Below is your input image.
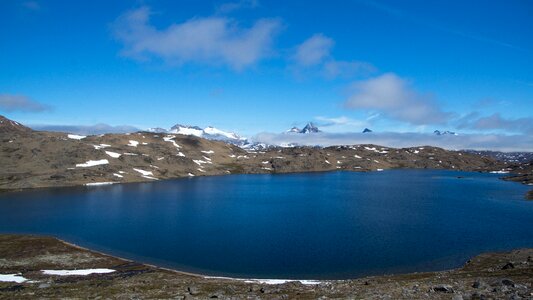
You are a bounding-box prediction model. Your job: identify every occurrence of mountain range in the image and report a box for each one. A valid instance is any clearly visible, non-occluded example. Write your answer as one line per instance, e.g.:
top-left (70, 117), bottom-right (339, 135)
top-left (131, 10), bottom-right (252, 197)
top-left (148, 123), bottom-right (250, 147)
top-left (287, 122), bottom-right (321, 134)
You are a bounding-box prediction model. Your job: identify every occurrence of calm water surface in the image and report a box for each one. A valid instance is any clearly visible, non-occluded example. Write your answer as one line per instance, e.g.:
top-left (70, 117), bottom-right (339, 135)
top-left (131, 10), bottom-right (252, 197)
top-left (1, 170), bottom-right (532, 279)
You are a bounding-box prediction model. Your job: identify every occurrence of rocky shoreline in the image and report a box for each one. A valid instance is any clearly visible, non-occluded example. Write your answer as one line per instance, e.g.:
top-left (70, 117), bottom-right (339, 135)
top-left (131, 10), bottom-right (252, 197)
top-left (0, 234), bottom-right (532, 299)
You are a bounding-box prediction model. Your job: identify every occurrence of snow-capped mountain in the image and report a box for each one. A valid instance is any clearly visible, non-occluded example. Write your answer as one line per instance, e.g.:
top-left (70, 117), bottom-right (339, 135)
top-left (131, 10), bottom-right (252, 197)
top-left (165, 123), bottom-right (250, 147)
top-left (203, 126), bottom-right (244, 141)
top-left (434, 130), bottom-right (458, 136)
top-left (287, 123), bottom-right (320, 134)
top-left (170, 124), bottom-right (204, 137)
top-left (301, 123), bottom-right (320, 133)
top-left (146, 122), bottom-right (274, 149)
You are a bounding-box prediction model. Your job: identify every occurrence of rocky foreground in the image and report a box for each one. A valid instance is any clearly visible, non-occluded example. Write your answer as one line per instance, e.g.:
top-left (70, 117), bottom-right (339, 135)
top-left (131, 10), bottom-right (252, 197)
top-left (0, 235), bottom-right (532, 299)
top-left (2, 115), bottom-right (524, 194)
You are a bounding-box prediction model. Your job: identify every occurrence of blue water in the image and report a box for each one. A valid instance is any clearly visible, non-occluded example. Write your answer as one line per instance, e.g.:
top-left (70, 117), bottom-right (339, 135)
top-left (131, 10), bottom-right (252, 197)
top-left (0, 170), bottom-right (532, 279)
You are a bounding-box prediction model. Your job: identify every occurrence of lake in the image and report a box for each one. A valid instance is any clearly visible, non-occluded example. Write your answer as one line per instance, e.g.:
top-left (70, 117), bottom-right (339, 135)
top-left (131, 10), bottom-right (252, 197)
top-left (0, 170), bottom-right (532, 279)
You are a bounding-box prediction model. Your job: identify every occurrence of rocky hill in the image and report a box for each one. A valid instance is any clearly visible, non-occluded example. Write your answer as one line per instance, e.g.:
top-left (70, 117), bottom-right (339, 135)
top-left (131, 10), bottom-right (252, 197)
top-left (0, 116), bottom-right (32, 134)
top-left (0, 116), bottom-right (526, 194)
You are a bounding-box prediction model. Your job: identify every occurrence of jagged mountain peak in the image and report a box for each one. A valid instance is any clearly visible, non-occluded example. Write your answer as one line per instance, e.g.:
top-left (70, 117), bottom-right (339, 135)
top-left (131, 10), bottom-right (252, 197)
top-left (286, 122), bottom-right (320, 134)
top-left (300, 122), bottom-right (320, 134)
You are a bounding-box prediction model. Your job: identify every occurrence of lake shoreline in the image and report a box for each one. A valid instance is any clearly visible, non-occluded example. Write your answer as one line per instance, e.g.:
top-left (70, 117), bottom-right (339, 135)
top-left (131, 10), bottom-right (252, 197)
top-left (1, 234), bottom-right (532, 298)
top-left (1, 166), bottom-right (531, 200)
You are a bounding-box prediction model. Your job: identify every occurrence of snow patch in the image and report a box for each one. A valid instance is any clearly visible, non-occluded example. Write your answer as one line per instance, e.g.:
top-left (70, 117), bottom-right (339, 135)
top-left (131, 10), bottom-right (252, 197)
top-left (133, 168), bottom-right (153, 176)
top-left (85, 182), bottom-right (115, 186)
top-left (0, 274), bottom-right (28, 283)
top-left (67, 134), bottom-right (86, 140)
top-left (93, 144), bottom-right (111, 149)
top-left (163, 135), bottom-right (181, 149)
top-left (42, 269), bottom-right (115, 276)
top-left (193, 159), bottom-right (210, 166)
top-left (201, 150), bottom-right (215, 154)
top-left (105, 151), bottom-right (121, 158)
top-left (127, 140), bottom-right (139, 147)
top-left (204, 276), bottom-right (321, 285)
top-left (490, 170), bottom-right (510, 174)
top-left (76, 159), bottom-right (109, 168)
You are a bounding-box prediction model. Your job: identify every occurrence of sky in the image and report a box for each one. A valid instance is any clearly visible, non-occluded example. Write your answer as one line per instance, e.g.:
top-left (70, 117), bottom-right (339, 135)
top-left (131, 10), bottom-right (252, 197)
top-left (1, 0), bottom-right (532, 150)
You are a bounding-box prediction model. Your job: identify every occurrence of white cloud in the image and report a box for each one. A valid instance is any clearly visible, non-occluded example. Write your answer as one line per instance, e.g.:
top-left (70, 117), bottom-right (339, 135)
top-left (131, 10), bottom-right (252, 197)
top-left (344, 73), bottom-right (453, 125)
top-left (293, 34), bottom-right (334, 66)
top-left (112, 6), bottom-right (282, 70)
top-left (291, 34), bottom-right (375, 79)
top-left (0, 94), bottom-right (51, 112)
top-left (253, 131), bottom-right (533, 152)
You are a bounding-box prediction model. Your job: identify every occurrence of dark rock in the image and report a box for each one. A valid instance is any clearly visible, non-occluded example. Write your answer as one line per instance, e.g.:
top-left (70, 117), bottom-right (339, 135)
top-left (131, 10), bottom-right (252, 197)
top-left (432, 284), bottom-right (454, 293)
top-left (187, 286), bottom-right (199, 295)
top-left (0, 284), bottom-right (25, 292)
top-left (502, 262), bottom-right (515, 270)
top-left (472, 281), bottom-right (482, 288)
top-left (471, 292), bottom-right (486, 300)
top-left (50, 174), bottom-right (66, 179)
top-left (502, 279), bottom-right (515, 287)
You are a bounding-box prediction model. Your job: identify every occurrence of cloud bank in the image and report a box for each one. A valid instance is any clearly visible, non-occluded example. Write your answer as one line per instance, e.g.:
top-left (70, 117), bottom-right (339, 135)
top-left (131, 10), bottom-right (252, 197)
top-left (457, 112), bottom-right (533, 135)
top-left (0, 94), bottom-right (51, 113)
top-left (112, 6), bottom-right (282, 70)
top-left (344, 73), bottom-right (453, 125)
top-left (30, 124), bottom-right (140, 135)
top-left (253, 131), bottom-right (533, 152)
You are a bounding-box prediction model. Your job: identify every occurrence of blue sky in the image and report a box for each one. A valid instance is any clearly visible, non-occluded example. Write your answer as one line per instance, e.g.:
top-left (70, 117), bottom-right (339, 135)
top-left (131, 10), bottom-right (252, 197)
top-left (1, 0), bottom-right (532, 141)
